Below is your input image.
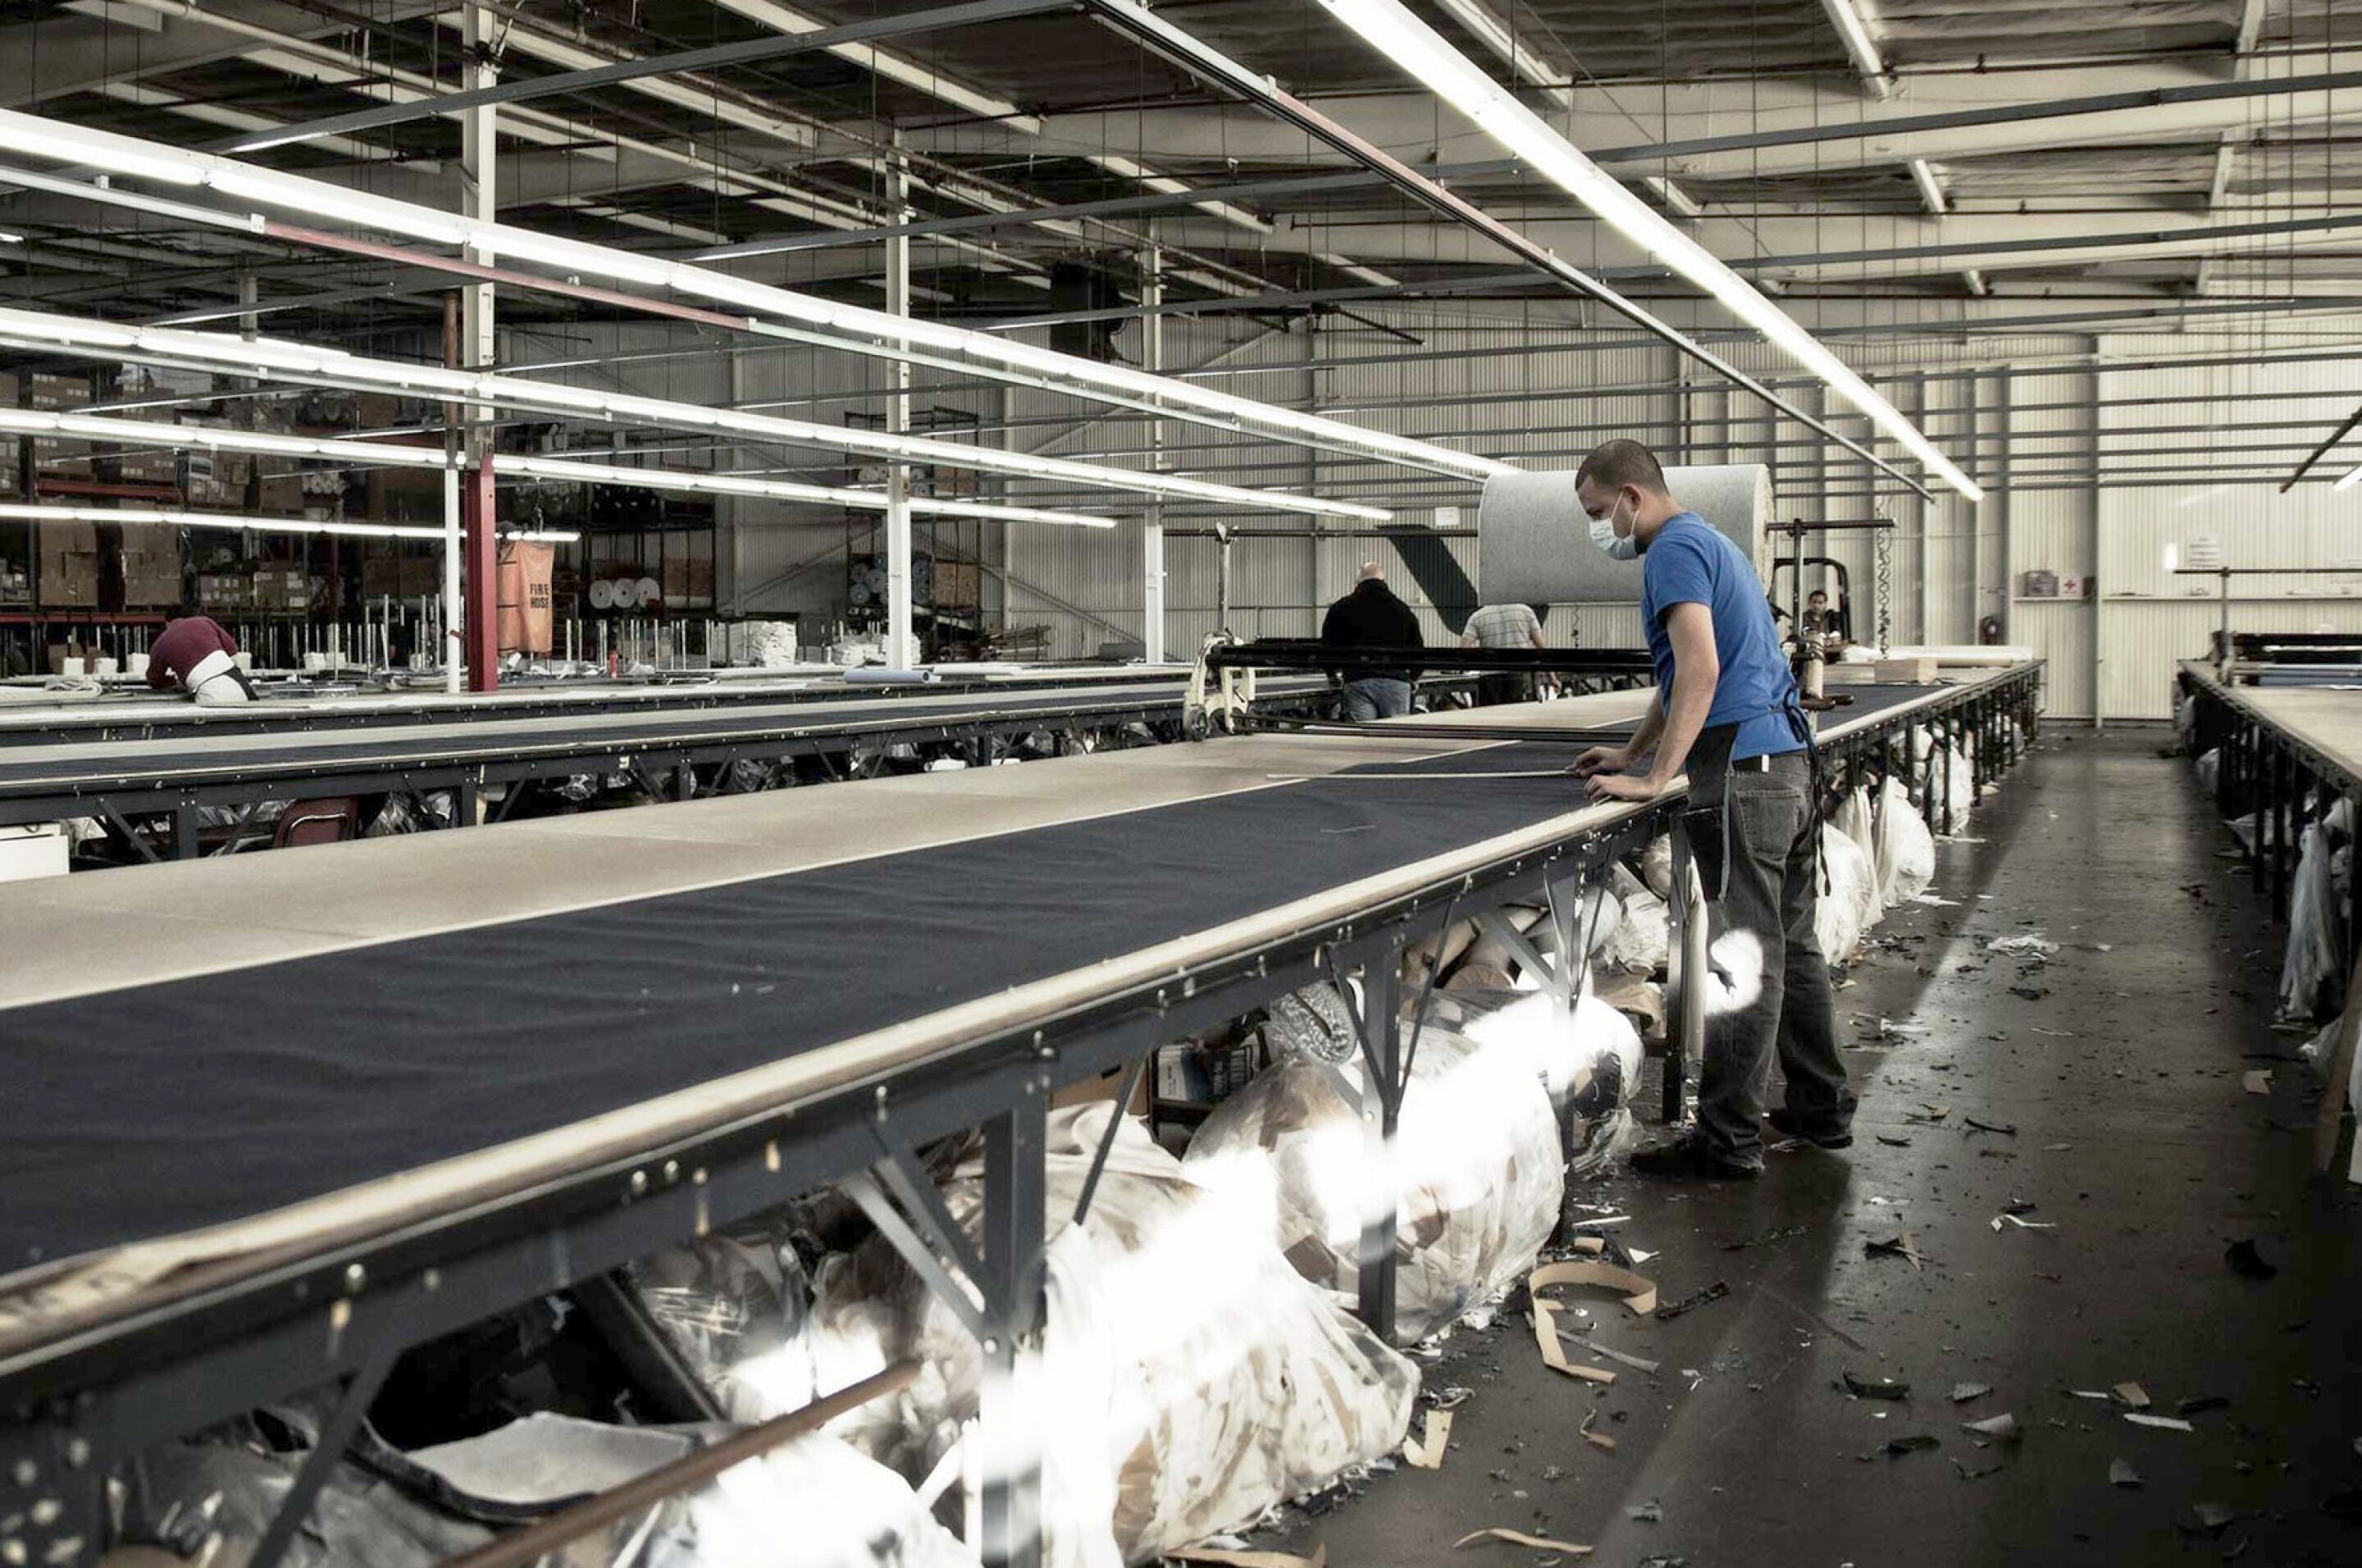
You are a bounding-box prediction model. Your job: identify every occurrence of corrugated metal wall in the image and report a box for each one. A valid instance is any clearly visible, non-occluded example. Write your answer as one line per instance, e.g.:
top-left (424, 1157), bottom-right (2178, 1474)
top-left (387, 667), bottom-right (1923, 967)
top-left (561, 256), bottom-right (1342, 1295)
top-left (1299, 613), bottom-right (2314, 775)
top-left (549, 313), bottom-right (2362, 706)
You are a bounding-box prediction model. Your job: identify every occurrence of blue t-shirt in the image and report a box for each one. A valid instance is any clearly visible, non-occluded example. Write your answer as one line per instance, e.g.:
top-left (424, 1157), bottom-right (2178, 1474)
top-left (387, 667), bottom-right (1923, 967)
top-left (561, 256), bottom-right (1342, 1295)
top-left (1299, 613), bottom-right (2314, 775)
top-left (1640, 512), bottom-right (1804, 762)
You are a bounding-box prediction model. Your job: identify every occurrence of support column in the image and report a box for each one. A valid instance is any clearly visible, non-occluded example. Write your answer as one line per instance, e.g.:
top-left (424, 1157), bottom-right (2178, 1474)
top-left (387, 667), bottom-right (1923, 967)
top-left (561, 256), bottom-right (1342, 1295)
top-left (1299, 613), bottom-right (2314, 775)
top-left (1351, 941), bottom-right (1403, 1339)
top-left (464, 453), bottom-right (498, 691)
top-left (1140, 245), bottom-right (1165, 664)
top-left (459, 0), bottom-right (499, 693)
top-left (884, 139), bottom-right (914, 672)
top-left (976, 1096), bottom-right (1046, 1568)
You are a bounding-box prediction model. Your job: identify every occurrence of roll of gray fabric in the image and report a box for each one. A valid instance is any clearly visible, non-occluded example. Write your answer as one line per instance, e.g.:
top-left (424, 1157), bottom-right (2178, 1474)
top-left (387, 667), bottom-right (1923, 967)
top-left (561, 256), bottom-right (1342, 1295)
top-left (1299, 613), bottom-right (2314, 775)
top-left (1479, 464), bottom-right (1770, 604)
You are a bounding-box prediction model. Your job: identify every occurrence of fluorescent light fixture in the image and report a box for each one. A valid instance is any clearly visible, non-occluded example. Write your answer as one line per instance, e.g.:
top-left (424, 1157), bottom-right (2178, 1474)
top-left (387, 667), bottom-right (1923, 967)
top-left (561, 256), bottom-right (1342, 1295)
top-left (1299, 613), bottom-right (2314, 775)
top-left (0, 111), bottom-right (206, 185)
top-left (1908, 158), bottom-right (1948, 217)
top-left (2336, 463), bottom-right (2362, 491)
top-left (479, 230), bottom-right (678, 289)
top-left (0, 231), bottom-right (22, 244)
top-left (1815, 0), bottom-right (1894, 96)
top-left (0, 303), bottom-right (1388, 518)
top-left (1314, 0), bottom-right (1981, 501)
top-left (504, 454), bottom-right (1117, 527)
top-left (0, 305), bottom-right (140, 349)
top-left (499, 529), bottom-right (581, 542)
top-left (207, 166), bottom-right (471, 245)
top-left (0, 503), bottom-right (444, 540)
top-left (0, 108), bottom-right (1496, 487)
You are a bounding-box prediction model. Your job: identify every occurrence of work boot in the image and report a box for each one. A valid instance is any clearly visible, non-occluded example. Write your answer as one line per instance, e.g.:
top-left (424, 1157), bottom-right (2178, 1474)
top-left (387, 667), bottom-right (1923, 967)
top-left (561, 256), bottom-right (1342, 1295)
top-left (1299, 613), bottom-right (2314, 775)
top-left (1768, 1091), bottom-right (1858, 1150)
top-left (1630, 1133), bottom-right (1759, 1181)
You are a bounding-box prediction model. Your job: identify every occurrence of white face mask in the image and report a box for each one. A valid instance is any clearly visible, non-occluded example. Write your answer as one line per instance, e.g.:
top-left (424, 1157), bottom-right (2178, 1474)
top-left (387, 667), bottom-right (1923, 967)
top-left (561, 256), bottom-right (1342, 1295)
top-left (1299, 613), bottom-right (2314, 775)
top-left (1589, 495), bottom-right (1639, 561)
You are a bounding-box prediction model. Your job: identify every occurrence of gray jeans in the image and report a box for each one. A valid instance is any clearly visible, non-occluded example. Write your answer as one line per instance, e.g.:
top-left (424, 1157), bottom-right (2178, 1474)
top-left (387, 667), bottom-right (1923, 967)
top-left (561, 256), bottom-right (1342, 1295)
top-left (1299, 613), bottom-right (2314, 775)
top-left (1691, 753), bottom-right (1848, 1165)
top-left (1340, 677), bottom-right (1413, 721)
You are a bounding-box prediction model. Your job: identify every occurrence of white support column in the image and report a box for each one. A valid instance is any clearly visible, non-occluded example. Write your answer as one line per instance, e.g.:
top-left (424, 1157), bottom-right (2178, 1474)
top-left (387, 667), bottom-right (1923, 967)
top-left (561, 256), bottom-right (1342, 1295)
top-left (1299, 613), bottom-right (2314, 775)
top-left (449, 1), bottom-right (497, 692)
top-left (1140, 245), bottom-right (1165, 664)
top-left (884, 138), bottom-right (914, 672)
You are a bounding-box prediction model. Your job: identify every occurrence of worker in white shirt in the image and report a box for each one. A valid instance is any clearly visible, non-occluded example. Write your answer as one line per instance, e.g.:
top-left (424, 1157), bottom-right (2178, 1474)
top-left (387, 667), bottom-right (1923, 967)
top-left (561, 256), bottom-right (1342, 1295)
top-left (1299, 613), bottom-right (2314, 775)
top-left (1460, 601), bottom-right (1556, 707)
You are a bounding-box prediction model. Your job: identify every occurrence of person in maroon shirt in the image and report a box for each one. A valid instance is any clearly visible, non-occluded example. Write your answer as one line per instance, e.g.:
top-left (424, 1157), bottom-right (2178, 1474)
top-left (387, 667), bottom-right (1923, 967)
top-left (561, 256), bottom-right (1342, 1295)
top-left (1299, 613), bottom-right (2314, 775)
top-left (148, 607), bottom-right (255, 704)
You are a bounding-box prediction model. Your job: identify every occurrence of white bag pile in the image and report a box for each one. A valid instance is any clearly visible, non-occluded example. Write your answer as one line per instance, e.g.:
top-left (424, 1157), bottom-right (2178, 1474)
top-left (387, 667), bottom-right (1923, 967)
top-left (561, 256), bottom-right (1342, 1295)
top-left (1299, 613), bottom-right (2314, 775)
top-left (2278, 799), bottom-right (2355, 1022)
top-left (1831, 788), bottom-right (1886, 932)
top-left (1873, 776), bottom-right (1936, 905)
top-left (806, 1106), bottom-right (1417, 1566)
top-left (1184, 1009), bottom-right (1564, 1343)
top-left (1814, 823), bottom-right (1880, 964)
top-left (1598, 864), bottom-right (1671, 976)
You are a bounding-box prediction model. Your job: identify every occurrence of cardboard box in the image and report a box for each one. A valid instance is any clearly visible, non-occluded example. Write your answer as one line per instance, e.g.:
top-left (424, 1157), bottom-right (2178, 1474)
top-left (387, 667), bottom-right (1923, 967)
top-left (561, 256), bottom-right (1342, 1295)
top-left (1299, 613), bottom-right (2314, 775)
top-left (28, 372), bottom-right (89, 411)
top-left (121, 548), bottom-right (184, 608)
top-left (39, 550), bottom-right (101, 607)
top-left (401, 558), bottom-right (440, 598)
top-left (1049, 1063), bottom-right (1153, 1114)
top-left (661, 557), bottom-right (691, 601)
top-left (686, 558), bottom-right (716, 601)
top-left (199, 572), bottom-right (253, 611)
top-left (932, 561), bottom-right (981, 607)
top-left (1821, 663), bottom-right (1878, 686)
top-left (1874, 658), bottom-right (1940, 685)
top-left (32, 437), bottom-right (93, 471)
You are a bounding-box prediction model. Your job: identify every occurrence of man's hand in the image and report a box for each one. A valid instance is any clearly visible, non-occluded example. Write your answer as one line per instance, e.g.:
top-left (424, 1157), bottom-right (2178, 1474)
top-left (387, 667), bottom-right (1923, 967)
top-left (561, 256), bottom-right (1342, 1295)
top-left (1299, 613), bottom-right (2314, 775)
top-left (1587, 770), bottom-right (1672, 805)
top-left (1569, 744), bottom-right (1630, 778)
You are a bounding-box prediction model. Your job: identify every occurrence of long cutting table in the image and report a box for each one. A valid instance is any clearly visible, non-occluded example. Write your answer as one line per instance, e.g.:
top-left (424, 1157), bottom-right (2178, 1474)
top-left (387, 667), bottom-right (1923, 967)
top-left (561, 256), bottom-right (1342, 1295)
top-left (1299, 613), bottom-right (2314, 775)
top-left (0, 670), bottom-right (1480, 855)
top-left (0, 662), bottom-right (2041, 1568)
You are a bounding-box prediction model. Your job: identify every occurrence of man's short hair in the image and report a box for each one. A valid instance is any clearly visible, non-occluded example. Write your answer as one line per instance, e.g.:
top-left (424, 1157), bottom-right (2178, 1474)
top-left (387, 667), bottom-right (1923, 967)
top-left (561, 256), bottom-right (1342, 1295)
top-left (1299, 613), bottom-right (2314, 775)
top-left (1575, 439), bottom-right (1667, 497)
top-left (1808, 590), bottom-right (1828, 602)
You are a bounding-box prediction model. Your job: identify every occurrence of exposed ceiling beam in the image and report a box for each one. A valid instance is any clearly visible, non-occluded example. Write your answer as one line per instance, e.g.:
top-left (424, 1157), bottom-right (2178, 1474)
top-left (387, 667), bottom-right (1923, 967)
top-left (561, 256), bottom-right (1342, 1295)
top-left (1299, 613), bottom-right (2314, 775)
top-left (222, 0), bottom-right (1068, 153)
top-left (2197, 0), bottom-right (2272, 294)
top-left (1815, 0), bottom-right (1895, 99)
top-left (707, 0), bottom-right (1046, 134)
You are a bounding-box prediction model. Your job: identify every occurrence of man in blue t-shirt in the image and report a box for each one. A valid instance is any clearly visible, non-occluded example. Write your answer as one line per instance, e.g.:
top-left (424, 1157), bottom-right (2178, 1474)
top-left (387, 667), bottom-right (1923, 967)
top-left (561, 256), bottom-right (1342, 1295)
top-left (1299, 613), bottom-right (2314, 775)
top-left (1569, 440), bottom-right (1853, 1179)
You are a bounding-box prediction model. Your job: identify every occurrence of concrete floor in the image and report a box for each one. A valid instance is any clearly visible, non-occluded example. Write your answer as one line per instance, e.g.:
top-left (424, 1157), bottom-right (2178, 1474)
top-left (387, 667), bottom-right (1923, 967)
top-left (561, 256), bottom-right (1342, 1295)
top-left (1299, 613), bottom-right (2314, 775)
top-left (1269, 727), bottom-right (2362, 1568)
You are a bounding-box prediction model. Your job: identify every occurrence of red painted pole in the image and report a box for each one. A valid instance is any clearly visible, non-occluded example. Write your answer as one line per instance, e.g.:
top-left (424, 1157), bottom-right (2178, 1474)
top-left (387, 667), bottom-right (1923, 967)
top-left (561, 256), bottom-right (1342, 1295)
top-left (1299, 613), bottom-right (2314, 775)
top-left (464, 451), bottom-right (499, 693)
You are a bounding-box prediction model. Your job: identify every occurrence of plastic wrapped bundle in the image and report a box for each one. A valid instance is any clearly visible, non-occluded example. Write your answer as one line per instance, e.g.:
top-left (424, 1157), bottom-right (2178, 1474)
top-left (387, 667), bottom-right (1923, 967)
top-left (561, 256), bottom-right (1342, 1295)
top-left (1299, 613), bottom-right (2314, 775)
top-left (1425, 987), bottom-right (1642, 1179)
top-left (1831, 788), bottom-right (1886, 932)
top-left (1639, 835), bottom-right (1675, 900)
top-left (1185, 1015), bottom-right (1563, 1342)
top-left (1261, 982), bottom-right (1360, 1064)
top-left (1598, 865), bottom-right (1670, 976)
top-left (1815, 824), bottom-right (1879, 965)
top-left (811, 1107), bottom-right (1416, 1565)
top-left (634, 1230), bottom-right (819, 1423)
top-left (1874, 776), bottom-right (1936, 905)
top-left (2194, 748), bottom-right (2220, 794)
top-left (2279, 814), bottom-right (2346, 1022)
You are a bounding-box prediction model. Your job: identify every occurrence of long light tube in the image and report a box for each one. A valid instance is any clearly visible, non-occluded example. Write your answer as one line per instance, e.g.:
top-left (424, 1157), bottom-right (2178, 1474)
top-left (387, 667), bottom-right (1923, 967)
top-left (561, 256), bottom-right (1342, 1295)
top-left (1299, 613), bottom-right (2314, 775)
top-left (0, 408), bottom-right (1119, 526)
top-left (0, 107), bottom-right (1500, 485)
top-left (501, 454), bottom-right (1119, 526)
top-left (2335, 463), bottom-right (2362, 490)
top-left (1908, 158), bottom-right (1949, 217)
top-left (0, 306), bottom-right (1386, 519)
top-left (1312, 0), bottom-right (1982, 501)
top-left (0, 503), bottom-right (446, 540)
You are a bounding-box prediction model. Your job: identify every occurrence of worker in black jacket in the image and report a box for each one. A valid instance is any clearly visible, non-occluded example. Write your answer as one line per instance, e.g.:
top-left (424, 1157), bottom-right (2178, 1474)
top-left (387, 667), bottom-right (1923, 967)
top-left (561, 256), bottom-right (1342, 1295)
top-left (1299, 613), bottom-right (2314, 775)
top-left (1320, 562), bottom-right (1425, 720)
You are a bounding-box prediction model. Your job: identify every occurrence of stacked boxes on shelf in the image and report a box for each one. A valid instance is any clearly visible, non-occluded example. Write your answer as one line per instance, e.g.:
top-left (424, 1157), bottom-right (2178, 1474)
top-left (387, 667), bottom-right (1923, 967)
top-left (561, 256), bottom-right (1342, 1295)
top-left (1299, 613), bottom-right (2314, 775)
top-left (36, 520), bottom-right (101, 608)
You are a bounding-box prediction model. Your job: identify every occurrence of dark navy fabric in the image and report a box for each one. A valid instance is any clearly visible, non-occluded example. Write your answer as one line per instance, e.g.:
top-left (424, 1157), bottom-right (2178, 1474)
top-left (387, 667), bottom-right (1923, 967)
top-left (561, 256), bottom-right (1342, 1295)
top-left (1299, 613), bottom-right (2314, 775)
top-left (1639, 512), bottom-right (1805, 762)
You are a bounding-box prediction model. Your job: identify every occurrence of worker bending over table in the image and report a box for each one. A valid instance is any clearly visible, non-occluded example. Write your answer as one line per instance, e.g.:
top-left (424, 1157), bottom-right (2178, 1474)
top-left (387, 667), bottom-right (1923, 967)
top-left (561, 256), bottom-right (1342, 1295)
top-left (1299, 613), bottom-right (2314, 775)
top-left (148, 602), bottom-right (255, 706)
top-left (1570, 440), bottom-right (1854, 1179)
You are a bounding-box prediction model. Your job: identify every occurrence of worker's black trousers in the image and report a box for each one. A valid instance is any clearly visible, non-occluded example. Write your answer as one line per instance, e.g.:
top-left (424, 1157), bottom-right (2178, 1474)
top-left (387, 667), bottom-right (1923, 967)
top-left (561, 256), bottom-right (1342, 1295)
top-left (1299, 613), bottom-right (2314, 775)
top-left (1691, 753), bottom-right (1850, 1166)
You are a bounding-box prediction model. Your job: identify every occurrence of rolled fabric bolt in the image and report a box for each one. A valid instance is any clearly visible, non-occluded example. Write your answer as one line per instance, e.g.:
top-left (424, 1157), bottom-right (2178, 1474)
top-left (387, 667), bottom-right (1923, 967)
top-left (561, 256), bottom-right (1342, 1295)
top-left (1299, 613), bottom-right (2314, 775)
top-left (61, 657), bottom-right (84, 677)
top-left (125, 654), bottom-right (149, 677)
